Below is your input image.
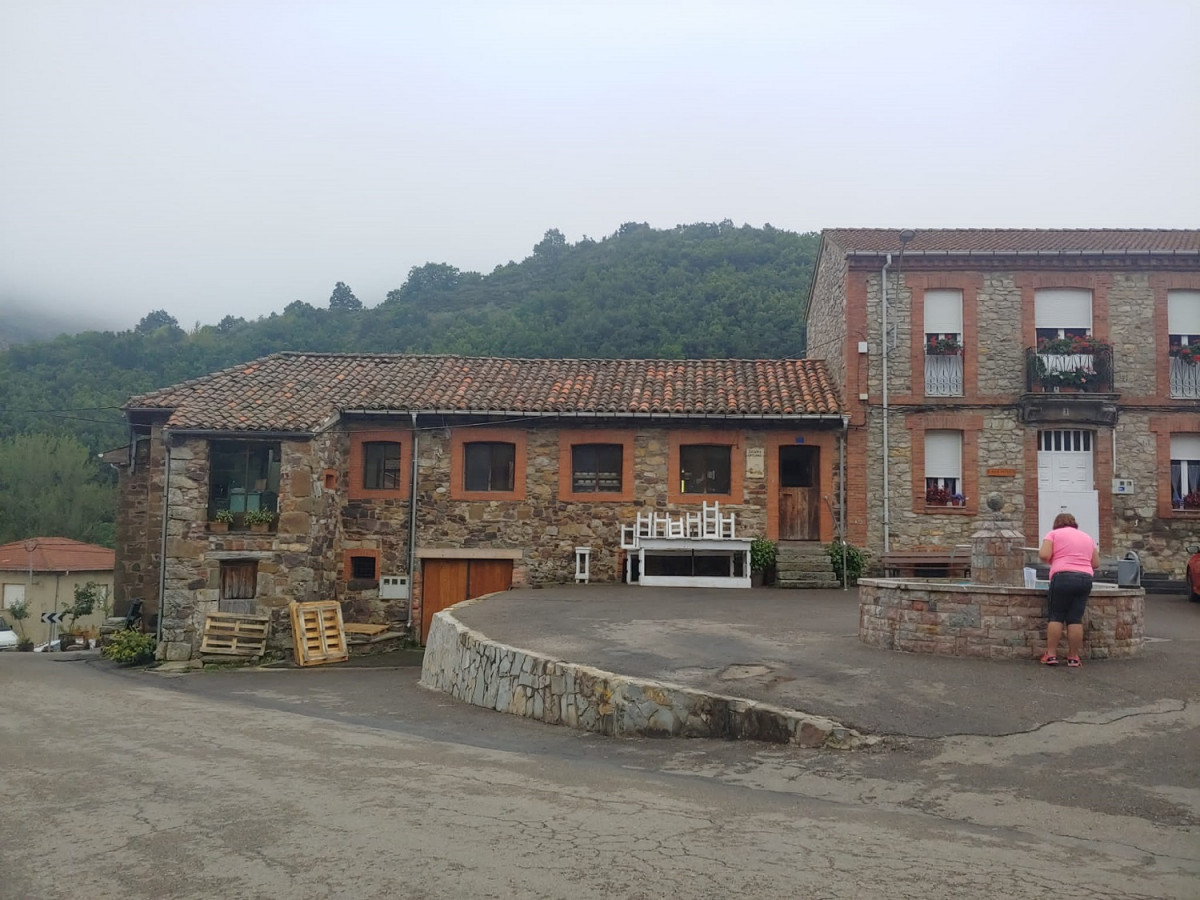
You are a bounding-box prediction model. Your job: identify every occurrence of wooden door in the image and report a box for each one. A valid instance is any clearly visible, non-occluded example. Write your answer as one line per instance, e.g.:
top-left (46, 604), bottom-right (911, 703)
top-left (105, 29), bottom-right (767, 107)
top-left (779, 445), bottom-right (820, 540)
top-left (420, 558), bottom-right (513, 642)
top-left (468, 560), bottom-right (513, 598)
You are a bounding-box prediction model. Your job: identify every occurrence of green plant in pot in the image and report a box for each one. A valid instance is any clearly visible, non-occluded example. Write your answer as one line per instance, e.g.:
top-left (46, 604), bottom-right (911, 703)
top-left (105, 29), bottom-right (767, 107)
top-left (750, 538), bottom-right (777, 585)
top-left (211, 508), bottom-right (235, 530)
top-left (245, 508), bottom-right (278, 530)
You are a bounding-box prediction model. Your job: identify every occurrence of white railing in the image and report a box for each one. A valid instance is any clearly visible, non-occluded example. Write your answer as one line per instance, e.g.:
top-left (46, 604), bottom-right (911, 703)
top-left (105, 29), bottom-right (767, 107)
top-left (1040, 352), bottom-right (1094, 376)
top-left (1170, 357), bottom-right (1200, 398)
top-left (924, 354), bottom-right (963, 396)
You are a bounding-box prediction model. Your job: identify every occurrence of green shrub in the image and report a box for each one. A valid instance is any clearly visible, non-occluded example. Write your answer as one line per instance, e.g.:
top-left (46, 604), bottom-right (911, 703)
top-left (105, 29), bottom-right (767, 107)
top-left (826, 540), bottom-right (867, 587)
top-left (102, 630), bottom-right (158, 666)
top-left (750, 538), bottom-right (777, 572)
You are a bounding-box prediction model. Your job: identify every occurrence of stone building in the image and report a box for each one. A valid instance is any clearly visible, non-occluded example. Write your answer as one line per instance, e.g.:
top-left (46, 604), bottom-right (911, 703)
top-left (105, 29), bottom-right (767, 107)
top-left (805, 228), bottom-right (1200, 577)
top-left (115, 354), bottom-right (846, 658)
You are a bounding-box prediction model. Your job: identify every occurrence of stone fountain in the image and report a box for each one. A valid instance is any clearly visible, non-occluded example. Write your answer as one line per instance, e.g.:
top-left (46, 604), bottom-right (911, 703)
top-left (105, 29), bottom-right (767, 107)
top-left (858, 493), bottom-right (1145, 660)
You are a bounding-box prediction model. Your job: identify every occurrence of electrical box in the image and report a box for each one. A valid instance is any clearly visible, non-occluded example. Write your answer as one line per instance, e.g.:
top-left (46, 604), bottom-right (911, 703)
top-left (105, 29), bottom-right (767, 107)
top-left (858, 341), bottom-right (870, 354)
top-left (1112, 478), bottom-right (1135, 495)
top-left (380, 575), bottom-right (410, 599)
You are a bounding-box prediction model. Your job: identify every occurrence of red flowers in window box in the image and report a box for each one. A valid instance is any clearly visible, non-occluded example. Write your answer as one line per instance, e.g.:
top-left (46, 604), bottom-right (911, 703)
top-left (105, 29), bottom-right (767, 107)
top-left (1170, 344), bottom-right (1200, 366)
top-left (926, 336), bottom-right (962, 356)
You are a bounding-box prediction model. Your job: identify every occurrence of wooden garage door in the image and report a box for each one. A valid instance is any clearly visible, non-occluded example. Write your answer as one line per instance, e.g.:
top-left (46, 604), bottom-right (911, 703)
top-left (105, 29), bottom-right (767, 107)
top-left (421, 558), bottom-right (513, 642)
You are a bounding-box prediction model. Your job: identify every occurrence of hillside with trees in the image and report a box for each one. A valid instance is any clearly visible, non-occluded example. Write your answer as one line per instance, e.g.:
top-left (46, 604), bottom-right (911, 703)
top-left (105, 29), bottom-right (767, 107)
top-left (0, 221), bottom-right (819, 546)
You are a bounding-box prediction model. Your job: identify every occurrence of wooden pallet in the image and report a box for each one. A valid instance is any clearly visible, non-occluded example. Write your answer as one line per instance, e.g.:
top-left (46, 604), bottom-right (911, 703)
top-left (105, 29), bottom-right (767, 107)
top-left (200, 612), bottom-right (271, 657)
top-left (343, 623), bottom-right (389, 637)
top-left (289, 601), bottom-right (348, 667)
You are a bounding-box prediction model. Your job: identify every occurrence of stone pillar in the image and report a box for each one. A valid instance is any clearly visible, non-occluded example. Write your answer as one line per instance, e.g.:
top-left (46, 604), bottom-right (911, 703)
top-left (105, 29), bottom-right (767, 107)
top-left (971, 493), bottom-right (1026, 586)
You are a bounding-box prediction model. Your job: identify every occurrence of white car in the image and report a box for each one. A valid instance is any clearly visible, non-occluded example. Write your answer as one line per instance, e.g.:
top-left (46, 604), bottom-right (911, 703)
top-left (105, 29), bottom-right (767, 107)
top-left (0, 616), bottom-right (18, 651)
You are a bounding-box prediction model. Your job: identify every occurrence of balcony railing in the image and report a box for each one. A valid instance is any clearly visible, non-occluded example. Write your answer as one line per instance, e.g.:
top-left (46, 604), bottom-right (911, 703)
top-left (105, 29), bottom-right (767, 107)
top-left (1170, 356), bottom-right (1200, 398)
top-left (1025, 342), bottom-right (1113, 393)
top-left (925, 353), bottom-right (963, 396)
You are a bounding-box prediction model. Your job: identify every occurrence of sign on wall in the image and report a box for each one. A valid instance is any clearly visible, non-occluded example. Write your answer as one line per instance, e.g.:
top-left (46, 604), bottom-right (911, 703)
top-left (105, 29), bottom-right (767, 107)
top-left (746, 447), bottom-right (765, 479)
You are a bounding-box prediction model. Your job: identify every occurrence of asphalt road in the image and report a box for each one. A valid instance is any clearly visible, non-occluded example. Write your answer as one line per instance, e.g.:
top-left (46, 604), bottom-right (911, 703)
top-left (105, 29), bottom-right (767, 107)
top-left (1, 643), bottom-right (1197, 899)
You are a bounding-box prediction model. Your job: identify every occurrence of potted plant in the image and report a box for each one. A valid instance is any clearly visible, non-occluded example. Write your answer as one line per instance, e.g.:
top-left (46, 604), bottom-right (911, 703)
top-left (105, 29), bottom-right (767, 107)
top-left (1170, 343), bottom-right (1200, 366)
top-left (1184, 491), bottom-right (1200, 510)
top-left (210, 508), bottom-right (235, 532)
top-left (925, 336), bottom-right (962, 356)
top-left (750, 538), bottom-right (777, 586)
top-left (926, 485), bottom-right (952, 505)
top-left (245, 508), bottom-right (278, 533)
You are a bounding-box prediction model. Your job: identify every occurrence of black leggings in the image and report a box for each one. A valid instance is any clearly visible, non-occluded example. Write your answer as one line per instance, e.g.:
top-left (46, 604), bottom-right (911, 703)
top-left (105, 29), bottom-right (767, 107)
top-left (1048, 571), bottom-right (1092, 625)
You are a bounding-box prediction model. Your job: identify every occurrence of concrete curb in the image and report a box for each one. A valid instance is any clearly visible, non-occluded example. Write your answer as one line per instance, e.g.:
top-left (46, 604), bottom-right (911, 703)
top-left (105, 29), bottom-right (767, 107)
top-left (420, 596), bottom-right (877, 750)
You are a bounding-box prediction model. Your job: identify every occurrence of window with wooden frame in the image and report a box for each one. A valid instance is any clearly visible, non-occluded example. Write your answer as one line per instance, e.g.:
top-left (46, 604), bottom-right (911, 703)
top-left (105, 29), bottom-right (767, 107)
top-left (362, 441), bottom-right (402, 490)
top-left (464, 441), bottom-right (516, 492)
top-left (679, 444), bottom-right (732, 495)
top-left (220, 560), bottom-right (258, 600)
top-left (571, 444), bottom-right (623, 493)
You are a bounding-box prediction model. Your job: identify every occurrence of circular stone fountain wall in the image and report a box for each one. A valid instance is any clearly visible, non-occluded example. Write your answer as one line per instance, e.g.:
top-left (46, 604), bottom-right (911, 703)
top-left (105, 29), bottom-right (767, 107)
top-left (858, 579), bottom-right (1145, 660)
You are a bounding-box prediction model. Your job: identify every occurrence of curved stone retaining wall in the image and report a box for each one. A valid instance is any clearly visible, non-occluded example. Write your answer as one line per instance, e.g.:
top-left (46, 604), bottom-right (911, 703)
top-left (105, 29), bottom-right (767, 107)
top-left (858, 579), bottom-right (1144, 659)
top-left (421, 598), bottom-right (874, 750)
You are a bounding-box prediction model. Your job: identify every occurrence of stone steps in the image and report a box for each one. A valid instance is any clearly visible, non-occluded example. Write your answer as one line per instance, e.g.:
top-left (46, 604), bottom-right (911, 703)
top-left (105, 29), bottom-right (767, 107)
top-left (774, 544), bottom-right (841, 590)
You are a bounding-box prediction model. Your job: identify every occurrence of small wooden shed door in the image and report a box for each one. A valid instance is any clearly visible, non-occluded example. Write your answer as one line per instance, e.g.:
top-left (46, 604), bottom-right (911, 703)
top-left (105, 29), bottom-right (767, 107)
top-left (779, 445), bottom-right (820, 540)
top-left (421, 558), bottom-right (513, 642)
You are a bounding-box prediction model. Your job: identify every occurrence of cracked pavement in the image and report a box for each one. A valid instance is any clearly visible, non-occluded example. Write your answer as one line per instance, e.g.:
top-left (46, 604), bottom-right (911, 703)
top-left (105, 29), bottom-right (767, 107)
top-left (1, 588), bottom-right (1197, 898)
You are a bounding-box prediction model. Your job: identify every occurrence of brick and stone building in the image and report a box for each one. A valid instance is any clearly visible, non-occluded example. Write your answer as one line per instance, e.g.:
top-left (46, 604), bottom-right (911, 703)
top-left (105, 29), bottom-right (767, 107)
top-left (805, 228), bottom-right (1200, 578)
top-left (115, 354), bottom-right (846, 658)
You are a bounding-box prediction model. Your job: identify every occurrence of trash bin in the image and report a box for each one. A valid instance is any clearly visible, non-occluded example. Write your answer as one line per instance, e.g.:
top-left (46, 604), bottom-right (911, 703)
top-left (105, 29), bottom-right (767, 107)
top-left (1117, 551), bottom-right (1141, 587)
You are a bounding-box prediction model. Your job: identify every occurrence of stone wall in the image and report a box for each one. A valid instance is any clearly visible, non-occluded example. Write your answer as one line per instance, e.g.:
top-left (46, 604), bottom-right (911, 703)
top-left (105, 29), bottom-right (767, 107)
top-left (147, 420), bottom-right (825, 659)
top-left (858, 579), bottom-right (1144, 659)
top-left (804, 237), bottom-right (848, 386)
top-left (421, 598), bottom-right (873, 749)
top-left (114, 432), bottom-right (166, 623)
top-left (840, 262), bottom-right (1200, 577)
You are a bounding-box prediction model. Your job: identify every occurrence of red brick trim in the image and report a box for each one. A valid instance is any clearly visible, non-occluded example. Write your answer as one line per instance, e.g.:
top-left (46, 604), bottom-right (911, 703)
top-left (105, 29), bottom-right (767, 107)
top-left (344, 547), bottom-right (380, 582)
top-left (348, 429), bottom-right (412, 501)
top-left (557, 429), bottom-right (636, 502)
top-left (449, 426), bottom-right (528, 501)
top-left (1149, 416), bottom-right (1200, 520)
top-left (1015, 273), bottom-right (1113, 349)
top-left (667, 429), bottom-right (744, 505)
top-left (1151, 276), bottom-right (1200, 398)
top-left (763, 431), bottom-right (838, 542)
top-left (906, 414), bottom-right (982, 515)
top-left (903, 274), bottom-right (982, 401)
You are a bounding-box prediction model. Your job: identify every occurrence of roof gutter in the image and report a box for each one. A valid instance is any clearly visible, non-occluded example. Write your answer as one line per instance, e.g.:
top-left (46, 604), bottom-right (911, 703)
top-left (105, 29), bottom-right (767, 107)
top-left (845, 248), bottom-right (1200, 258)
top-left (339, 409), bottom-right (846, 422)
top-left (158, 429), bottom-right (316, 440)
top-left (406, 411), bottom-right (419, 632)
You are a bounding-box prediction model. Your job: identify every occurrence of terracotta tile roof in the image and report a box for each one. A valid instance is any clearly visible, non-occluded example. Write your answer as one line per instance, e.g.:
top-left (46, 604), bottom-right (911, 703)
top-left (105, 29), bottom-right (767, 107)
top-left (824, 228), bottom-right (1200, 256)
top-left (125, 354), bottom-right (843, 431)
top-left (0, 537), bottom-right (114, 573)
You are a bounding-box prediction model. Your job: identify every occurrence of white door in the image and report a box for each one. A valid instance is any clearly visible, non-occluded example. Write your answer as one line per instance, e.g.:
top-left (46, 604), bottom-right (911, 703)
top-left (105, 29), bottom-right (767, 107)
top-left (2, 583), bottom-right (25, 609)
top-left (1037, 430), bottom-right (1099, 540)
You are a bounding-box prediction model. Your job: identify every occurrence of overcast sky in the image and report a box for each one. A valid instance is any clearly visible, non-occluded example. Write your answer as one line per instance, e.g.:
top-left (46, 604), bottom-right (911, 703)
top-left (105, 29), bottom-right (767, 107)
top-left (2, 0), bottom-right (1198, 332)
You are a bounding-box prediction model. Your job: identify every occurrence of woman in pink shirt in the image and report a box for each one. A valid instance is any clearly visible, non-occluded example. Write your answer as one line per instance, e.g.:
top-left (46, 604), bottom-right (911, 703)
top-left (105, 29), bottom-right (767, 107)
top-left (1037, 512), bottom-right (1100, 668)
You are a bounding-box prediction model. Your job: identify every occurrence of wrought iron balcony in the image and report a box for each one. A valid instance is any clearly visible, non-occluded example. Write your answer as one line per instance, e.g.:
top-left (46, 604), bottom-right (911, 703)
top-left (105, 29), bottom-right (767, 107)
top-left (1169, 355), bottom-right (1200, 398)
top-left (1020, 339), bottom-right (1117, 427)
top-left (1024, 339), bottom-right (1113, 394)
top-left (924, 352), bottom-right (963, 396)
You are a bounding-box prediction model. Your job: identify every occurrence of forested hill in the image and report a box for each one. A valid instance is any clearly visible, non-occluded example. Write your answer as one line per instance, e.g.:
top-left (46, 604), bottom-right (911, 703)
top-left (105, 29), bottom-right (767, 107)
top-left (0, 221), bottom-right (818, 546)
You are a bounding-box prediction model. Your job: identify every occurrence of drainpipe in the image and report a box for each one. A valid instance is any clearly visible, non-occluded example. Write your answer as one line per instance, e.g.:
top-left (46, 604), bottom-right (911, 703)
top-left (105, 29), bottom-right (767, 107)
top-left (156, 435), bottom-right (171, 647)
top-left (406, 411), bottom-right (419, 630)
top-left (881, 254), bottom-right (892, 555)
top-left (840, 418), bottom-right (848, 590)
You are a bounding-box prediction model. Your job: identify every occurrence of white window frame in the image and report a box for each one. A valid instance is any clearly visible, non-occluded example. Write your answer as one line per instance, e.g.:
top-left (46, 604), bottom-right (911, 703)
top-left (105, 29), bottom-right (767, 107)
top-left (924, 430), bottom-right (963, 505)
top-left (1170, 434), bottom-right (1200, 509)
